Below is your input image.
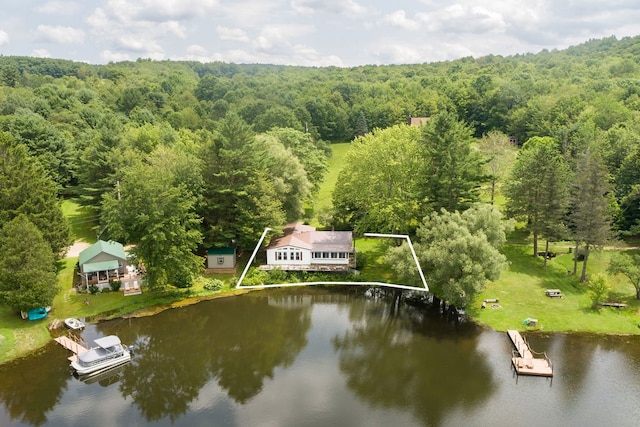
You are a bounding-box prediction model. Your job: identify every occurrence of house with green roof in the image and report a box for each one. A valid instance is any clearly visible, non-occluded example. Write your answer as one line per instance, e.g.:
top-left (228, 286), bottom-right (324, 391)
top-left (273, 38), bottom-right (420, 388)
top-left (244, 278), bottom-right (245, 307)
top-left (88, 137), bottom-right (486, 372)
top-left (78, 240), bottom-right (128, 290)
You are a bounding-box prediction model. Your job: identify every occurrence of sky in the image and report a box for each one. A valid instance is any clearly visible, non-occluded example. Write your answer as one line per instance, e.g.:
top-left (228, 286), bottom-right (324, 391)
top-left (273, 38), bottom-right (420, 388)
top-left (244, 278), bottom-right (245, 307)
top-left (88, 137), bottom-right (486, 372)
top-left (1, 0), bottom-right (640, 67)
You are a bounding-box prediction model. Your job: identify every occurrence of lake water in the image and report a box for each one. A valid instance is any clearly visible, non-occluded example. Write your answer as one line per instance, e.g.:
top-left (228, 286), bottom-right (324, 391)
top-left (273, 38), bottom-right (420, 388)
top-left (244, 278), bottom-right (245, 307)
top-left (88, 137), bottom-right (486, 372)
top-left (1, 287), bottom-right (640, 427)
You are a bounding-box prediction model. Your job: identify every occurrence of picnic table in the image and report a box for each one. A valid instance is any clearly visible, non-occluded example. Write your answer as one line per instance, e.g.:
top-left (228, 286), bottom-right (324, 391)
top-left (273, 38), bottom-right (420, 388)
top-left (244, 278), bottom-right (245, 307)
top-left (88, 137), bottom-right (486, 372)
top-left (545, 289), bottom-right (563, 298)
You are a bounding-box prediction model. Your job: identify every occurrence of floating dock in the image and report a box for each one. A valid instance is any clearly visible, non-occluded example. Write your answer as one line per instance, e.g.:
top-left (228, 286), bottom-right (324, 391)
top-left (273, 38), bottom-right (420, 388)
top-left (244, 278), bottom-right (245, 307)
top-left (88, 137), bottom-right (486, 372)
top-left (54, 334), bottom-right (89, 362)
top-left (507, 330), bottom-right (553, 377)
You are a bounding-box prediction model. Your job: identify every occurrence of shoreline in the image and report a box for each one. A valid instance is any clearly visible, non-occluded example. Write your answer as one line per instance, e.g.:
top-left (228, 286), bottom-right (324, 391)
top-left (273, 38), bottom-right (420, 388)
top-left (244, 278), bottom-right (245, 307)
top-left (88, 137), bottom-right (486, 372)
top-left (3, 285), bottom-right (639, 368)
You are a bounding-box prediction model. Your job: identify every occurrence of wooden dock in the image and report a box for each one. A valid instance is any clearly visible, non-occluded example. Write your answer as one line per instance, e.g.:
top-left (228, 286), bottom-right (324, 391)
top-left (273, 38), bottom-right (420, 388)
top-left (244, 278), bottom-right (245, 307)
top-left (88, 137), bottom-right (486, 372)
top-left (54, 335), bottom-right (89, 362)
top-left (507, 330), bottom-right (553, 377)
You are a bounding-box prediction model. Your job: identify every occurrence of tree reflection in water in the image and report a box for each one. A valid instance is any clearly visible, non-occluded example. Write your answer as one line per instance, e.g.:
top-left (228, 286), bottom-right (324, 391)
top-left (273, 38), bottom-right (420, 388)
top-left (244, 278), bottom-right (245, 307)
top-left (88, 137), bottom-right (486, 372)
top-left (113, 294), bottom-right (311, 421)
top-left (0, 341), bottom-right (70, 426)
top-left (333, 295), bottom-right (498, 426)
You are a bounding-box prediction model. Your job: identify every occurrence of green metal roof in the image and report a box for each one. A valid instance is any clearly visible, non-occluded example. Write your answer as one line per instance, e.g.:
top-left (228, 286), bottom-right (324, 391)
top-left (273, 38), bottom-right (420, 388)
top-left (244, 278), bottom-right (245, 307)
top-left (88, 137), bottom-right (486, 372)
top-left (78, 240), bottom-right (127, 266)
top-left (207, 246), bottom-right (235, 255)
top-left (82, 259), bottom-right (119, 273)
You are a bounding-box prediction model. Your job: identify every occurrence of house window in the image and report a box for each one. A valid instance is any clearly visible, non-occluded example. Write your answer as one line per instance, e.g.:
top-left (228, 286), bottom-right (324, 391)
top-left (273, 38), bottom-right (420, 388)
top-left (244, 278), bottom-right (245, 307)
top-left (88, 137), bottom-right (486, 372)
top-left (339, 253), bottom-right (347, 259)
top-left (217, 257), bottom-right (225, 265)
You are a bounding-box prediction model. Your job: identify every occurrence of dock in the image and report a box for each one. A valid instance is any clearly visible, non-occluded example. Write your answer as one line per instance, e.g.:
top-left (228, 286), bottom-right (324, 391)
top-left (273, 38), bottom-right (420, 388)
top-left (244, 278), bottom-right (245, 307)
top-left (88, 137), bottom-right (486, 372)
top-left (507, 330), bottom-right (553, 377)
top-left (54, 334), bottom-right (89, 362)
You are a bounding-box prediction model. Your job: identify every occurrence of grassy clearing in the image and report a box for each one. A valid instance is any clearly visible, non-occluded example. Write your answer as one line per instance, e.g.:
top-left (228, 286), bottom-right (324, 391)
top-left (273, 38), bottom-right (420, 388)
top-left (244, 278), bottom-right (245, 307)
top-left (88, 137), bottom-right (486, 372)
top-left (310, 142), bottom-right (351, 226)
top-left (62, 199), bottom-right (98, 243)
top-left (470, 245), bottom-right (640, 334)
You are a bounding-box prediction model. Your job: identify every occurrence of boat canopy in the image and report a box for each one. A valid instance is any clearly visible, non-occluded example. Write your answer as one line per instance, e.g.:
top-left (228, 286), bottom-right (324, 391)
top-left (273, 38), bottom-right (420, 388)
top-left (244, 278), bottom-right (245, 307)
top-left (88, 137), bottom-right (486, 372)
top-left (94, 335), bottom-right (121, 349)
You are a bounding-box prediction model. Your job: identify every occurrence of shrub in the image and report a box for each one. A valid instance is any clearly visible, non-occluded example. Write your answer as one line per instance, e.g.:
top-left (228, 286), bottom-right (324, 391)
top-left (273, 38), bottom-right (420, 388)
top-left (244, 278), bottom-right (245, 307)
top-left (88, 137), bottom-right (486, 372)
top-left (110, 281), bottom-right (122, 292)
top-left (88, 284), bottom-right (99, 295)
top-left (204, 279), bottom-right (224, 292)
top-left (588, 274), bottom-right (611, 308)
top-left (355, 252), bottom-right (367, 270)
top-left (265, 268), bottom-right (288, 284)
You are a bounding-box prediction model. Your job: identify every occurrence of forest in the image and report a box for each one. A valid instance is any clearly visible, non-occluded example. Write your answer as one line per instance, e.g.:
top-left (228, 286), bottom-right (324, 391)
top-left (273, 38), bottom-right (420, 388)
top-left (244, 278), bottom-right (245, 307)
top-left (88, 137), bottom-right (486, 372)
top-left (1, 34), bottom-right (640, 310)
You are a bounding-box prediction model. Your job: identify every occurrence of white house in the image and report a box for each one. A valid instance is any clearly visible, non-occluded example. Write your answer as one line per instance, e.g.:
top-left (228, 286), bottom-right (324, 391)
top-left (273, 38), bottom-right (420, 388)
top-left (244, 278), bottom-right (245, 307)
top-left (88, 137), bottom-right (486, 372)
top-left (264, 223), bottom-right (355, 272)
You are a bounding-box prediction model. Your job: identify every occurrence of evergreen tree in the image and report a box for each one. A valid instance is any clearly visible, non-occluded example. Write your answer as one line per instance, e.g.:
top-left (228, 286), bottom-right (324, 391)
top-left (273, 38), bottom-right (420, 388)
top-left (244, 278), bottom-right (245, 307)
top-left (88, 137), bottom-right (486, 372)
top-left (354, 111), bottom-right (369, 137)
top-left (200, 115), bottom-right (285, 250)
top-left (0, 132), bottom-right (71, 258)
top-left (505, 137), bottom-right (570, 258)
top-left (418, 111), bottom-right (489, 213)
top-left (0, 215), bottom-right (58, 312)
top-left (569, 149), bottom-right (614, 281)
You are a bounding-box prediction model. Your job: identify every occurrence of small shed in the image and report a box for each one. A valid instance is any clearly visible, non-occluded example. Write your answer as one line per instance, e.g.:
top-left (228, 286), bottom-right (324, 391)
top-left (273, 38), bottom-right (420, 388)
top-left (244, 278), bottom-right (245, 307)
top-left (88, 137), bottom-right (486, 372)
top-left (207, 247), bottom-right (236, 270)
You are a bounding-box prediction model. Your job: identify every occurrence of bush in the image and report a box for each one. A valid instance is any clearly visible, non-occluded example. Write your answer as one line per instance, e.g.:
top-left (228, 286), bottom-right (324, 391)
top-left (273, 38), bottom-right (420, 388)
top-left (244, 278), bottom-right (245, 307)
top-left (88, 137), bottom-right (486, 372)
top-left (203, 279), bottom-right (224, 292)
top-left (265, 268), bottom-right (288, 284)
top-left (355, 252), bottom-right (367, 270)
top-left (110, 281), bottom-right (122, 292)
top-left (88, 284), bottom-right (99, 295)
top-left (588, 274), bottom-right (611, 308)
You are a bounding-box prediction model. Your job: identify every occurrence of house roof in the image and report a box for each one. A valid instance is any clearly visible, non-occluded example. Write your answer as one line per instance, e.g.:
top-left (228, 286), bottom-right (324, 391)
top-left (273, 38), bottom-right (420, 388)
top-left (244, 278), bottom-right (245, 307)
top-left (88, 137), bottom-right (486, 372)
top-left (268, 230), bottom-right (353, 252)
top-left (207, 246), bottom-right (236, 255)
top-left (82, 259), bottom-right (120, 274)
top-left (78, 240), bottom-right (127, 266)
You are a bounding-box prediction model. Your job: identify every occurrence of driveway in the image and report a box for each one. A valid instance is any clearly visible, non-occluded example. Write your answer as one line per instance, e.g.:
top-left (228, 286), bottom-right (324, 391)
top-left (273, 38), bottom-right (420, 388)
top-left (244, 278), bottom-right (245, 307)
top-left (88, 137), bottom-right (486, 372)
top-left (66, 241), bottom-right (91, 258)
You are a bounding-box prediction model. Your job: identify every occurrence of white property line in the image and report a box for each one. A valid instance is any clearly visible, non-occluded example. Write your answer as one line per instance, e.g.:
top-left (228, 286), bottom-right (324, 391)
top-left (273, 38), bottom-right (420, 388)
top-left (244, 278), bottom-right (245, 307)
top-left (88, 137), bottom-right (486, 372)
top-left (236, 229), bottom-right (428, 292)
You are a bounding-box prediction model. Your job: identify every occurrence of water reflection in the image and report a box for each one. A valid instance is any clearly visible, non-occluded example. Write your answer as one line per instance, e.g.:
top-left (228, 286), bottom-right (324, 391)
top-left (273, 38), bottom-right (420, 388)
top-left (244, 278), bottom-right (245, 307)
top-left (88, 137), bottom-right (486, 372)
top-left (334, 298), bottom-right (497, 426)
top-left (0, 343), bottom-right (70, 426)
top-left (2, 289), bottom-right (640, 426)
top-left (108, 294), bottom-right (312, 421)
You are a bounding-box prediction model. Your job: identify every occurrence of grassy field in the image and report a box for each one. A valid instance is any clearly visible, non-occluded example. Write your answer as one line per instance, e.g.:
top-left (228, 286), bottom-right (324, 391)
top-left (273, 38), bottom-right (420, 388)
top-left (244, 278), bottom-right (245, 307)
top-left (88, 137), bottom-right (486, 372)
top-left (470, 245), bottom-right (640, 334)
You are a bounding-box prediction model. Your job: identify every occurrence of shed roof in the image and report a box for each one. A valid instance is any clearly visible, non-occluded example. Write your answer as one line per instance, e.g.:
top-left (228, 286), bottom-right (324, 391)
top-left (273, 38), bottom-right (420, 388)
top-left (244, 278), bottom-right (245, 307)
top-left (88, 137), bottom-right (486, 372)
top-left (207, 246), bottom-right (236, 255)
top-left (78, 240), bottom-right (127, 266)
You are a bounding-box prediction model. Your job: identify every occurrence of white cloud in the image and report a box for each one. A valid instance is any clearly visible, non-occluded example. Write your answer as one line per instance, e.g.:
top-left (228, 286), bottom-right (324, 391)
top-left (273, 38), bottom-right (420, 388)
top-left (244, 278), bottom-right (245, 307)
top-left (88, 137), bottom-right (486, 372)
top-left (37, 1), bottom-right (82, 15)
top-left (217, 26), bottom-right (250, 43)
top-left (36, 25), bottom-right (85, 44)
top-left (291, 0), bottom-right (366, 17)
top-left (100, 49), bottom-right (131, 62)
top-left (416, 4), bottom-right (506, 34)
top-left (103, 0), bottom-right (219, 22)
top-left (0, 30), bottom-right (8, 45)
top-left (379, 10), bottom-right (420, 31)
top-left (32, 48), bottom-right (52, 58)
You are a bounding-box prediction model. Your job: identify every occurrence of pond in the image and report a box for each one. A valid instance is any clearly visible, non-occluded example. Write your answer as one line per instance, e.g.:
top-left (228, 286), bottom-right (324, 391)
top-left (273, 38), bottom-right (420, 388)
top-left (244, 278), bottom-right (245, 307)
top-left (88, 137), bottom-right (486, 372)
top-left (1, 287), bottom-right (640, 426)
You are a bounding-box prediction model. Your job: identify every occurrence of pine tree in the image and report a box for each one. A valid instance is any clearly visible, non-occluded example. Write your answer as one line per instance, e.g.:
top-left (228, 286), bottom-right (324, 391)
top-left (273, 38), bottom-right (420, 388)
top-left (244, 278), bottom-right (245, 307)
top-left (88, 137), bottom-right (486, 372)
top-left (569, 149), bottom-right (614, 281)
top-left (354, 111), bottom-right (368, 137)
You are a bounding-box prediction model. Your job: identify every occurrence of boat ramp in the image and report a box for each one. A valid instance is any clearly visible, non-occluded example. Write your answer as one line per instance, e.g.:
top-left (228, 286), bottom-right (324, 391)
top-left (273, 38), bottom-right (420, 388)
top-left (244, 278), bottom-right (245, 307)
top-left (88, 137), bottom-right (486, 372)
top-left (507, 330), bottom-right (553, 377)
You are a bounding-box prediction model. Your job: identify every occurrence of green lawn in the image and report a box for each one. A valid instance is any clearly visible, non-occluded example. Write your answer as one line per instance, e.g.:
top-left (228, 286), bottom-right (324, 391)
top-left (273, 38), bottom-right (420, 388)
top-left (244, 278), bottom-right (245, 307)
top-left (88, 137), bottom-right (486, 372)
top-left (309, 142), bottom-right (351, 226)
top-left (62, 199), bottom-right (98, 243)
top-left (470, 245), bottom-right (640, 334)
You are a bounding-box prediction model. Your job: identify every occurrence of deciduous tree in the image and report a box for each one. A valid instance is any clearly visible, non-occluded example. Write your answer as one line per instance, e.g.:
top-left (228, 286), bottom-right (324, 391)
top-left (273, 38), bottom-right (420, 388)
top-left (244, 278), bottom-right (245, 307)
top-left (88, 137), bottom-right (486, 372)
top-left (101, 147), bottom-right (203, 289)
top-left (386, 204), bottom-right (509, 309)
top-left (333, 124), bottom-right (423, 234)
top-left (607, 252), bottom-right (640, 299)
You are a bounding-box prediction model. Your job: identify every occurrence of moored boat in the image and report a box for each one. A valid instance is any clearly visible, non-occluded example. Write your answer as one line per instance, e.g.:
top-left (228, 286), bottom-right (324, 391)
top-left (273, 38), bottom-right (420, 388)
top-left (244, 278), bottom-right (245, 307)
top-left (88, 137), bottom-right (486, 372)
top-left (70, 335), bottom-right (131, 376)
top-left (64, 317), bottom-right (85, 330)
